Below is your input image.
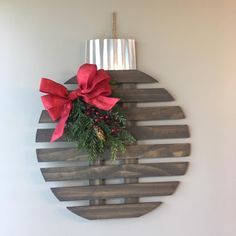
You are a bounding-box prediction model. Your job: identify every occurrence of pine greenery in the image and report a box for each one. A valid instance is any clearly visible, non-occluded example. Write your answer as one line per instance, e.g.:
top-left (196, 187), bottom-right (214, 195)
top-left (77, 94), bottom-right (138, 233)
top-left (64, 99), bottom-right (135, 161)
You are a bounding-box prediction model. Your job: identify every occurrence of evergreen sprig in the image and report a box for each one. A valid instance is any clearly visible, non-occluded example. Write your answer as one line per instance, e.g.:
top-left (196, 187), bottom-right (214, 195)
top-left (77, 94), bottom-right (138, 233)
top-left (64, 99), bottom-right (135, 161)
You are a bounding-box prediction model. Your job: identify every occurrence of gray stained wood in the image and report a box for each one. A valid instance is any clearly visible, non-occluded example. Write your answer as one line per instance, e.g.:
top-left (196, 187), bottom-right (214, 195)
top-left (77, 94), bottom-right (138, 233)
top-left (39, 106), bottom-right (185, 123)
top-left (51, 181), bottom-right (179, 201)
top-left (41, 162), bottom-right (189, 181)
top-left (122, 82), bottom-right (139, 204)
top-left (113, 88), bottom-right (174, 102)
top-left (41, 88), bottom-right (173, 103)
top-left (65, 70), bottom-right (157, 84)
top-left (36, 143), bottom-right (190, 162)
top-left (36, 125), bottom-right (190, 142)
top-left (67, 202), bottom-right (162, 220)
top-left (36, 69), bottom-right (191, 219)
top-left (89, 159), bottom-right (106, 206)
top-left (129, 125), bottom-right (190, 140)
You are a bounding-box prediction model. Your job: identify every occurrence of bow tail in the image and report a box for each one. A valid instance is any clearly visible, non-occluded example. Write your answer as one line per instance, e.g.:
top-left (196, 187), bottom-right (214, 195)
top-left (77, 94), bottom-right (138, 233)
top-left (50, 102), bottom-right (72, 142)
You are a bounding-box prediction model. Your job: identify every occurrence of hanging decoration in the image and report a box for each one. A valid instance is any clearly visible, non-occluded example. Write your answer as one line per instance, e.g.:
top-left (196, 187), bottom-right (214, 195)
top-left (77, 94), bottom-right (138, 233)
top-left (36, 12), bottom-right (191, 220)
top-left (39, 63), bottom-right (135, 160)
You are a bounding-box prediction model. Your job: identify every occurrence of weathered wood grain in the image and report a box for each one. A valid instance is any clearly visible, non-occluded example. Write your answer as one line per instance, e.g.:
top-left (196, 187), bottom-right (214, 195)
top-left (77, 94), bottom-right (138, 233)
top-left (42, 88), bottom-right (173, 102)
top-left (36, 125), bottom-right (190, 142)
top-left (36, 143), bottom-right (190, 162)
top-left (65, 70), bottom-right (157, 84)
top-left (68, 202), bottom-right (162, 220)
top-left (39, 88), bottom-right (173, 105)
top-left (124, 106), bottom-right (184, 120)
top-left (122, 82), bottom-right (139, 204)
top-left (123, 159), bottom-right (139, 203)
top-left (39, 106), bottom-right (184, 123)
top-left (36, 148), bottom-right (84, 162)
top-left (51, 181), bottom-right (179, 201)
top-left (114, 88), bottom-right (174, 102)
top-left (119, 143), bottom-right (191, 159)
top-left (41, 162), bottom-right (189, 181)
top-left (129, 125), bottom-right (190, 140)
top-left (89, 159), bottom-right (106, 205)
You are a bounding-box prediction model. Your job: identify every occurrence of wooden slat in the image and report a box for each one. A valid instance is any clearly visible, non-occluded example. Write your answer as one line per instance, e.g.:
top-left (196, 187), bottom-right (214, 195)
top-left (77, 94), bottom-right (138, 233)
top-left (124, 106), bottom-right (184, 120)
top-left (36, 125), bottom-right (190, 142)
top-left (68, 202), bottom-right (162, 220)
top-left (129, 125), bottom-right (190, 140)
top-left (42, 88), bottom-right (173, 103)
top-left (41, 162), bottom-right (188, 181)
top-left (36, 143), bottom-right (190, 162)
top-left (51, 181), bottom-right (179, 201)
top-left (119, 143), bottom-right (191, 159)
top-left (65, 70), bottom-right (157, 84)
top-left (123, 159), bottom-right (139, 203)
top-left (114, 88), bottom-right (174, 102)
top-left (89, 159), bottom-right (105, 205)
top-left (36, 148), bottom-right (85, 162)
top-left (39, 106), bottom-right (184, 123)
top-left (120, 82), bottom-right (138, 204)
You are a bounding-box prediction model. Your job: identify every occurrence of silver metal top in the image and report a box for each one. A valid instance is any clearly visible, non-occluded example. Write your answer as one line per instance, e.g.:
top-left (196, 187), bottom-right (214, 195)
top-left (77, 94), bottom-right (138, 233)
top-left (85, 38), bottom-right (136, 70)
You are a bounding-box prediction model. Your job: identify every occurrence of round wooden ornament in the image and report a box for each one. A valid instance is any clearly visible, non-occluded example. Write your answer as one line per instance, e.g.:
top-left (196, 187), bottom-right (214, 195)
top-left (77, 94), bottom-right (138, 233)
top-left (36, 70), bottom-right (190, 220)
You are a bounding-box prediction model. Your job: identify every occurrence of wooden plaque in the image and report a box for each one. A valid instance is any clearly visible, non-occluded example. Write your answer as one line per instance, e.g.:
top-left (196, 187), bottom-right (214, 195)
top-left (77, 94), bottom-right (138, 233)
top-left (36, 70), bottom-right (190, 220)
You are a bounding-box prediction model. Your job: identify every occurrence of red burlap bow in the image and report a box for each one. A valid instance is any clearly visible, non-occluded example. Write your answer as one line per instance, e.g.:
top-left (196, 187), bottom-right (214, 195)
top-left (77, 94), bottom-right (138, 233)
top-left (40, 64), bottom-right (120, 142)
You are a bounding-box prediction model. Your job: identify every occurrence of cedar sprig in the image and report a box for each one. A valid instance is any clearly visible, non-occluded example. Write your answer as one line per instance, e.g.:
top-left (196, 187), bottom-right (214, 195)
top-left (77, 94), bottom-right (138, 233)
top-left (64, 99), bottom-right (135, 161)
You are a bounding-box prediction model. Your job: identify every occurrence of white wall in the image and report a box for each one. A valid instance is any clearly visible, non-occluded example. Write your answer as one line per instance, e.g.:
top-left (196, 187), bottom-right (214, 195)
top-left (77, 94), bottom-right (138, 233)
top-left (1, 0), bottom-right (235, 235)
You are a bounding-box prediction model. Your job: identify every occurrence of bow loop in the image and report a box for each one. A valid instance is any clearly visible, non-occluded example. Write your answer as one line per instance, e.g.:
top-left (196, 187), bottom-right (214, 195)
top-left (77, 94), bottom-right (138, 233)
top-left (40, 78), bottom-right (68, 97)
top-left (40, 64), bottom-right (120, 142)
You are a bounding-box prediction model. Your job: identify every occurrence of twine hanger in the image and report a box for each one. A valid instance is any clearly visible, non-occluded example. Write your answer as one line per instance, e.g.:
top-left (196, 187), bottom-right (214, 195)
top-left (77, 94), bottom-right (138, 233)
top-left (112, 12), bottom-right (117, 39)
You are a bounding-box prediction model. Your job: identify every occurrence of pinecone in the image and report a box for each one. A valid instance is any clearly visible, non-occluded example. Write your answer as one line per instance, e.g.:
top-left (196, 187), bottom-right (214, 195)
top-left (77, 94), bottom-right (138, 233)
top-left (94, 126), bottom-right (105, 141)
